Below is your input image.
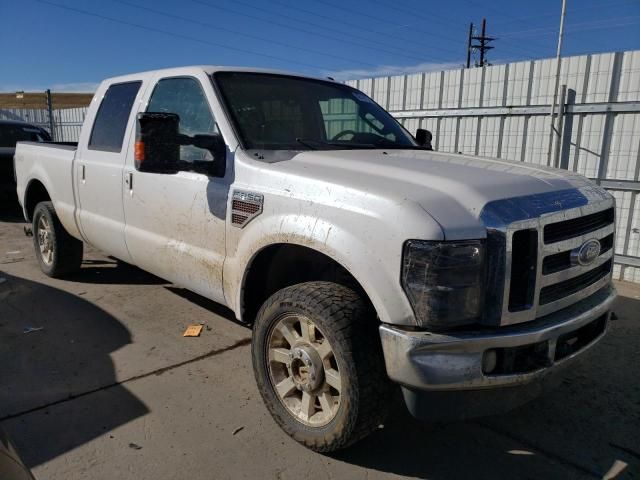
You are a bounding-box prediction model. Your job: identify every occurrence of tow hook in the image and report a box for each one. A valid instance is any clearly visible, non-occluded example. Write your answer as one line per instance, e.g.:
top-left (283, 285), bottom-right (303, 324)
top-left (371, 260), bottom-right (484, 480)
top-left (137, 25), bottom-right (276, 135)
top-left (24, 226), bottom-right (33, 237)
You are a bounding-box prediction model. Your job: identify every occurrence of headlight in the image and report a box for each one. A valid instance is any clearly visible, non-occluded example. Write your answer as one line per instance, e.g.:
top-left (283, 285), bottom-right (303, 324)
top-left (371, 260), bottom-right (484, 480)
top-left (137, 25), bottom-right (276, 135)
top-left (401, 240), bottom-right (485, 329)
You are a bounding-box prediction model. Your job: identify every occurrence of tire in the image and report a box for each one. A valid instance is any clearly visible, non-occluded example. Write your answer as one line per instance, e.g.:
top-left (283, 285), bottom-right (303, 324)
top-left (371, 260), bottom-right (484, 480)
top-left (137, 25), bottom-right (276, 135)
top-left (252, 281), bottom-right (392, 452)
top-left (32, 201), bottom-right (83, 278)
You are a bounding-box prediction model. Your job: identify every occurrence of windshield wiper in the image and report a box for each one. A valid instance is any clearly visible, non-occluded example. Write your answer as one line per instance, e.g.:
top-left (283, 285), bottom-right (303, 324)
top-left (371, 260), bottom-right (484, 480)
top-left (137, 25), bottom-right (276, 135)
top-left (372, 137), bottom-right (421, 149)
top-left (295, 138), bottom-right (320, 150)
top-left (295, 138), bottom-right (378, 150)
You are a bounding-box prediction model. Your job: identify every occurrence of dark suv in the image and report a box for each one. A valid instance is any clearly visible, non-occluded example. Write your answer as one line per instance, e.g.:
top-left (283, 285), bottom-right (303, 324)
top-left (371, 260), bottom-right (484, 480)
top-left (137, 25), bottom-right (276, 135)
top-left (0, 119), bottom-right (51, 200)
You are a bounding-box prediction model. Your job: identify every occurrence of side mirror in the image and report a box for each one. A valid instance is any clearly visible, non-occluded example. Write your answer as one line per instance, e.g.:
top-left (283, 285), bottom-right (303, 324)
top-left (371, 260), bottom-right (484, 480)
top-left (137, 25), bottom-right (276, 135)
top-left (189, 134), bottom-right (226, 174)
top-left (136, 113), bottom-right (227, 176)
top-left (415, 128), bottom-right (433, 150)
top-left (135, 112), bottom-right (180, 173)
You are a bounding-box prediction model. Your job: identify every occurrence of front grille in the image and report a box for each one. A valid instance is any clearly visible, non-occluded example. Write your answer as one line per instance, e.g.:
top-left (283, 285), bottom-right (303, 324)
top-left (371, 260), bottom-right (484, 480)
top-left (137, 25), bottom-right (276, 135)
top-left (497, 196), bottom-right (615, 326)
top-left (544, 208), bottom-right (614, 244)
top-left (542, 233), bottom-right (614, 274)
top-left (508, 229), bottom-right (537, 311)
top-left (539, 260), bottom-right (612, 305)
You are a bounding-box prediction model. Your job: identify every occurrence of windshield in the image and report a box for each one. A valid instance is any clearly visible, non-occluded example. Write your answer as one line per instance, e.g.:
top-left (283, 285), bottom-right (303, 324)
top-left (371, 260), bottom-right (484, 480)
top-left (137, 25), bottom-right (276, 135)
top-left (213, 72), bottom-right (416, 151)
top-left (0, 124), bottom-right (50, 148)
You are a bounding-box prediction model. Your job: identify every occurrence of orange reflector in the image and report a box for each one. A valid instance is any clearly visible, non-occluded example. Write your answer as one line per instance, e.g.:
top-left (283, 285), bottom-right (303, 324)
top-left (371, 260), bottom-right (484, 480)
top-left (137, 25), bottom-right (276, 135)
top-left (135, 141), bottom-right (145, 163)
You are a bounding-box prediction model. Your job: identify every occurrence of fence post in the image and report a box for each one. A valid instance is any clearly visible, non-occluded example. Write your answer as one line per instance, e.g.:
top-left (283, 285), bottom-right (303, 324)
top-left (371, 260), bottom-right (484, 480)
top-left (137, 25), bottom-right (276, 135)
top-left (553, 84), bottom-right (567, 168)
top-left (45, 89), bottom-right (55, 141)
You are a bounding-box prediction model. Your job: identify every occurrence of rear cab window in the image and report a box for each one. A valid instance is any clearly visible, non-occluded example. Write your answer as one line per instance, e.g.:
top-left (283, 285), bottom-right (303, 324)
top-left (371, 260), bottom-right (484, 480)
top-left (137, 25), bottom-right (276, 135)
top-left (89, 81), bottom-right (142, 152)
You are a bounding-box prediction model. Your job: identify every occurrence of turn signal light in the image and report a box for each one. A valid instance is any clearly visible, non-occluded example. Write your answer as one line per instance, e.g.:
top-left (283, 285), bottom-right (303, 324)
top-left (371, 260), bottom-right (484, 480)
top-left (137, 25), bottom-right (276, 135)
top-left (135, 141), bottom-right (145, 163)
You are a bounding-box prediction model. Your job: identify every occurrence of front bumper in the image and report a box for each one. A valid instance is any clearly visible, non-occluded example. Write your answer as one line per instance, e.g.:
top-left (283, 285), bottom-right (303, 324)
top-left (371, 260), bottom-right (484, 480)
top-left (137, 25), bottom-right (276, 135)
top-left (380, 285), bottom-right (616, 392)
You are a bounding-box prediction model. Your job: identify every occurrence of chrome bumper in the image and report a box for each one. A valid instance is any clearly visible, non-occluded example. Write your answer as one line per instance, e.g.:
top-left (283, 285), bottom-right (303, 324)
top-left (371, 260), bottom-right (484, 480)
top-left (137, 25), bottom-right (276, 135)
top-left (380, 285), bottom-right (616, 391)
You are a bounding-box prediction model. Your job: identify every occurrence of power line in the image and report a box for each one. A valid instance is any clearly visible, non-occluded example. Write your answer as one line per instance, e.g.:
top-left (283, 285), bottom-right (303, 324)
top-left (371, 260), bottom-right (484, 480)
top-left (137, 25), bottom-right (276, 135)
top-left (317, 0), bottom-right (461, 45)
top-left (498, 16), bottom-right (640, 38)
top-left (376, 0), bottom-right (548, 59)
top-left (268, 0), bottom-right (460, 60)
top-left (313, 0), bottom-right (538, 62)
top-left (33, 0), bottom-right (329, 72)
top-left (188, 0), bottom-right (445, 64)
top-left (467, 19), bottom-right (494, 67)
top-left (491, 0), bottom-right (637, 27)
top-left (461, 0), bottom-right (553, 56)
top-left (366, 0), bottom-right (468, 32)
top-left (231, 0), bottom-right (454, 61)
top-left (110, 0), bottom-right (379, 68)
top-left (342, 0), bottom-right (542, 61)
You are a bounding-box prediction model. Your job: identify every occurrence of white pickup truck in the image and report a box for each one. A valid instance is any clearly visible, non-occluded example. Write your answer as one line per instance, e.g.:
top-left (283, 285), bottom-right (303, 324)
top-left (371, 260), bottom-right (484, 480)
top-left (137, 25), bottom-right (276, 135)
top-left (15, 66), bottom-right (616, 452)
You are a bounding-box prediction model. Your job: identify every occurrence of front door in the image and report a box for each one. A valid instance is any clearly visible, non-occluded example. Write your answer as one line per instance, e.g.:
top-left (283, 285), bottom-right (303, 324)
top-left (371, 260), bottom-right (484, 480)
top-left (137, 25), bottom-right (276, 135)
top-left (122, 75), bottom-right (228, 304)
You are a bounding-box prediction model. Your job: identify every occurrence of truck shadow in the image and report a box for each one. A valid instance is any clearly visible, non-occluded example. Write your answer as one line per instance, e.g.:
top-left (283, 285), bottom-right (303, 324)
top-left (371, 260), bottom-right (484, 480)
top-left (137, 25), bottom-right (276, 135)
top-left (334, 290), bottom-right (640, 479)
top-left (0, 194), bottom-right (26, 223)
top-left (0, 273), bottom-right (149, 468)
top-left (67, 258), bottom-right (168, 286)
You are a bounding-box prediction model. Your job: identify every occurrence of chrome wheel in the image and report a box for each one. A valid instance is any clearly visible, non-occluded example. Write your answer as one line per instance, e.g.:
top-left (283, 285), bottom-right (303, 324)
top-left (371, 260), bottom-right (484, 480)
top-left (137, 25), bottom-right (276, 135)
top-left (267, 313), bottom-right (341, 426)
top-left (37, 215), bottom-right (54, 266)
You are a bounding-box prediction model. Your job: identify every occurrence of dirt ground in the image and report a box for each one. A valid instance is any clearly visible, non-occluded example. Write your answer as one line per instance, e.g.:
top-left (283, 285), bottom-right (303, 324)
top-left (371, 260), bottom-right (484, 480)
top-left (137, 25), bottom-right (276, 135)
top-left (1, 200), bottom-right (639, 480)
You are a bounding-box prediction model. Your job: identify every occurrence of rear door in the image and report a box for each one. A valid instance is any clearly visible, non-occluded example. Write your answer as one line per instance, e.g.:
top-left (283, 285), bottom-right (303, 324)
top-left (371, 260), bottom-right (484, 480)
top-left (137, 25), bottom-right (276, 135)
top-left (75, 81), bottom-right (143, 261)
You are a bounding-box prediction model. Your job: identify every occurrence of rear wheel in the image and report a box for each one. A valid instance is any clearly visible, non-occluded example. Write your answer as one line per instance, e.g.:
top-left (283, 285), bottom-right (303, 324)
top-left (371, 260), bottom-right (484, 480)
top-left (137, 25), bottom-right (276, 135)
top-left (252, 281), bottom-right (392, 452)
top-left (32, 201), bottom-right (83, 277)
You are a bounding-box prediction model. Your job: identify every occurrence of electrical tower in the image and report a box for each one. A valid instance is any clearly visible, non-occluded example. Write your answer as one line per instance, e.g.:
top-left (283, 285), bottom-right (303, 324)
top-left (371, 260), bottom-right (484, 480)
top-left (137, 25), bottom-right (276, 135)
top-left (466, 18), bottom-right (494, 68)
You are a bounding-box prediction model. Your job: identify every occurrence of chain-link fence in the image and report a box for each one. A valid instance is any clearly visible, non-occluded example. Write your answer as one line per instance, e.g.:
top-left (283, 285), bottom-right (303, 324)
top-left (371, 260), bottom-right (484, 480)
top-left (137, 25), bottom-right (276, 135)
top-left (0, 91), bottom-right (91, 142)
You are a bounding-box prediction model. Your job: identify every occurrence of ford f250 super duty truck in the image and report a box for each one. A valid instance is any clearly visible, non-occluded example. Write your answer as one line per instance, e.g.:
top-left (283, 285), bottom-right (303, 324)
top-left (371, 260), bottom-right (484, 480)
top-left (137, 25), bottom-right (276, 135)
top-left (14, 66), bottom-right (617, 452)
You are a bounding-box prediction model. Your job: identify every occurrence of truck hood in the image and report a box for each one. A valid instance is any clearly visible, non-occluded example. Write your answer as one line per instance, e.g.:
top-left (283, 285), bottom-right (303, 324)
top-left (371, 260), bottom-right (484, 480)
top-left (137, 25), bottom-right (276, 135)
top-left (266, 149), bottom-right (594, 239)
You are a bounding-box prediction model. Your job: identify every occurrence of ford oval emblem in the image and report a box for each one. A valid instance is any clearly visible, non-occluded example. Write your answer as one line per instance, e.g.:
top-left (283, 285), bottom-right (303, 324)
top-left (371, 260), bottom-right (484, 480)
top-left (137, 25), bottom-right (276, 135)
top-left (571, 239), bottom-right (601, 266)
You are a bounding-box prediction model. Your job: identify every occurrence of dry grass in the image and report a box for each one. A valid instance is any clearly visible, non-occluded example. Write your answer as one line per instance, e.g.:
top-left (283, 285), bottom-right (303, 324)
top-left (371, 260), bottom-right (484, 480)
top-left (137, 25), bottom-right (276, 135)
top-left (0, 92), bottom-right (93, 109)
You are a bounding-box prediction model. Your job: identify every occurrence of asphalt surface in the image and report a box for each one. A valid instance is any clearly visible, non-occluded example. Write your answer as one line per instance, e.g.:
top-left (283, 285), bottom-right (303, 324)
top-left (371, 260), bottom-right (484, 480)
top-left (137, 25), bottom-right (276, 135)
top-left (1, 200), bottom-right (639, 480)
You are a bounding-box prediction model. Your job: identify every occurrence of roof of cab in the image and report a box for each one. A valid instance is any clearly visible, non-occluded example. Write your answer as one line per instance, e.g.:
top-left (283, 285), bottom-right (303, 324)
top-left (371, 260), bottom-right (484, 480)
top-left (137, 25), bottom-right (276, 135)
top-left (99, 66), bottom-right (338, 87)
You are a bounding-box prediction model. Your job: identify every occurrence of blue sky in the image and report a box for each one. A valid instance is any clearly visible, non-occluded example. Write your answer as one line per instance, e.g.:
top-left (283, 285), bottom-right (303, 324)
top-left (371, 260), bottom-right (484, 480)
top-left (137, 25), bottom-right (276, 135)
top-left (1, 0), bottom-right (639, 92)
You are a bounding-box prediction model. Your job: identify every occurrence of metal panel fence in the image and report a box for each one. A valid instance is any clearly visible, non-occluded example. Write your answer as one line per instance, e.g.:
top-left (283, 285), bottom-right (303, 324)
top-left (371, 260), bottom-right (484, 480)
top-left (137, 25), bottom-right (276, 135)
top-left (0, 106), bottom-right (88, 142)
top-left (345, 49), bottom-right (640, 283)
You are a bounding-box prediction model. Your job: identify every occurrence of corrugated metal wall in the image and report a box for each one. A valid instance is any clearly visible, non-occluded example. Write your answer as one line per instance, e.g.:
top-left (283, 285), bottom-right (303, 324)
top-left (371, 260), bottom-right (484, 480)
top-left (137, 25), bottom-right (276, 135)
top-left (0, 107), bottom-right (87, 142)
top-left (346, 49), bottom-right (640, 283)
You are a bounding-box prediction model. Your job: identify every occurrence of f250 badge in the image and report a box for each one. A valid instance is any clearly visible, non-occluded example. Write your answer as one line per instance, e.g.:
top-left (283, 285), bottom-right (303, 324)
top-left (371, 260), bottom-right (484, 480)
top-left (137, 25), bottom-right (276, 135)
top-left (571, 238), bottom-right (601, 266)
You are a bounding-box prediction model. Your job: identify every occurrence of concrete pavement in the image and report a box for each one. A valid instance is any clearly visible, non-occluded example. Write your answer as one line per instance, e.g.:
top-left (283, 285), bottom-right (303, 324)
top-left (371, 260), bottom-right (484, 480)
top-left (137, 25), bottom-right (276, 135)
top-left (1, 202), bottom-right (638, 479)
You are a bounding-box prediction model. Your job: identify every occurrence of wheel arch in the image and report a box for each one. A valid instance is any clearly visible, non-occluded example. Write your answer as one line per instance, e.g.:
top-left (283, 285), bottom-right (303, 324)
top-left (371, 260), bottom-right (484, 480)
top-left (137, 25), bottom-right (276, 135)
top-left (24, 178), bottom-right (51, 222)
top-left (240, 243), bottom-right (377, 325)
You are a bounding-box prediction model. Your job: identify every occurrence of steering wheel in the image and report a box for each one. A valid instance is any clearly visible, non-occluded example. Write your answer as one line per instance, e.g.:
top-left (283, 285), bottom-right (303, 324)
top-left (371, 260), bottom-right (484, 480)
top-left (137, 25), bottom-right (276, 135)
top-left (331, 130), bottom-right (358, 141)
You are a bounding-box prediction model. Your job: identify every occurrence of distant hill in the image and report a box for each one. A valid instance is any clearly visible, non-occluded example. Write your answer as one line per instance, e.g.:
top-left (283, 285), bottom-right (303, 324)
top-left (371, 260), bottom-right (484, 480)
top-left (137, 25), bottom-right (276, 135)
top-left (0, 92), bottom-right (93, 109)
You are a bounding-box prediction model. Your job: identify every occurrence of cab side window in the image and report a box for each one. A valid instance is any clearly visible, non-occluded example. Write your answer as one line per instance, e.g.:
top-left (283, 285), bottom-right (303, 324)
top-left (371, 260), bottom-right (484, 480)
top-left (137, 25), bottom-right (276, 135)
top-left (147, 77), bottom-right (218, 162)
top-left (89, 81), bottom-right (142, 152)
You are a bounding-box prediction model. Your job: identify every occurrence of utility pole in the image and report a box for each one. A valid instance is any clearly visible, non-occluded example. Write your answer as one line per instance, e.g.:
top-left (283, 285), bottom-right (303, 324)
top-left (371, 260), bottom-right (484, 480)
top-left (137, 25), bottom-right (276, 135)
top-left (466, 22), bottom-right (473, 68)
top-left (467, 18), bottom-right (494, 67)
top-left (547, 0), bottom-right (568, 166)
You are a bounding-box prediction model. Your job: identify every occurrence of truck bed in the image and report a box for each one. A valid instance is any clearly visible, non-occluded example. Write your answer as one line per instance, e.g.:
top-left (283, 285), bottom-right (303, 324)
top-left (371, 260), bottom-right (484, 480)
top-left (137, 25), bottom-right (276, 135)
top-left (14, 141), bottom-right (79, 236)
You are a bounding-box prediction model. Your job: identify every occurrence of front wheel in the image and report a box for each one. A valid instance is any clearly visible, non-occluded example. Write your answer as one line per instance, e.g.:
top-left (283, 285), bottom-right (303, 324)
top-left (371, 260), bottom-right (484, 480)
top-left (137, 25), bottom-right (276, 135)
top-left (252, 281), bottom-right (392, 452)
top-left (32, 201), bottom-right (83, 278)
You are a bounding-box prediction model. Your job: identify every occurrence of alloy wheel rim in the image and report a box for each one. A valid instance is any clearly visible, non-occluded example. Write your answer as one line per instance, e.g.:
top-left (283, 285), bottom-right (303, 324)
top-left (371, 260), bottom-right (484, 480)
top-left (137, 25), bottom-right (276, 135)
top-left (37, 216), bottom-right (54, 266)
top-left (266, 313), bottom-right (341, 426)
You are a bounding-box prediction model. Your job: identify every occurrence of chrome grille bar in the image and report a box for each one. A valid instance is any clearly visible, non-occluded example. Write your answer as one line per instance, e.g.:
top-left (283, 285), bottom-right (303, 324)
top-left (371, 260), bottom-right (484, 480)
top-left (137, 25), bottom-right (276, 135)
top-left (497, 189), bottom-right (615, 326)
top-left (540, 249), bottom-right (613, 287)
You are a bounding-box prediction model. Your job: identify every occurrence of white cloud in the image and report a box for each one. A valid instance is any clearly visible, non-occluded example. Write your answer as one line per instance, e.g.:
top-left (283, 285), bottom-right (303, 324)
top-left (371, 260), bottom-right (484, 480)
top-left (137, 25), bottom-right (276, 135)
top-left (0, 82), bottom-right (99, 93)
top-left (325, 61), bottom-right (462, 81)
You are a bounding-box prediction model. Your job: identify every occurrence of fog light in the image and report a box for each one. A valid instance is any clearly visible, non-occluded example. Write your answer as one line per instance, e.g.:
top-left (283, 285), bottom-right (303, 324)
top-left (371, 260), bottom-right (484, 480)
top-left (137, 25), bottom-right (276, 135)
top-left (482, 349), bottom-right (497, 374)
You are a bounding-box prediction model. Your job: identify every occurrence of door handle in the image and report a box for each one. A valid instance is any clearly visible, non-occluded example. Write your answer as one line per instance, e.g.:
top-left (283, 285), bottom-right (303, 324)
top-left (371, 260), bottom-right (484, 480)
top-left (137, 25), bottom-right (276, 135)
top-left (81, 164), bottom-right (86, 182)
top-left (125, 172), bottom-right (133, 191)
